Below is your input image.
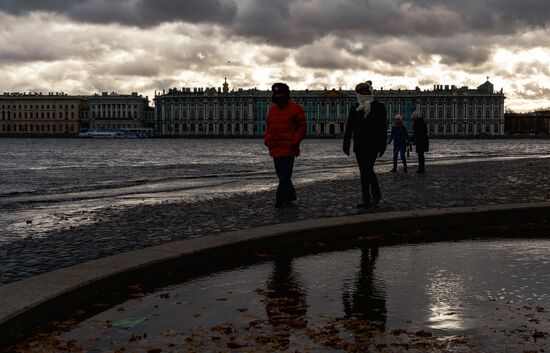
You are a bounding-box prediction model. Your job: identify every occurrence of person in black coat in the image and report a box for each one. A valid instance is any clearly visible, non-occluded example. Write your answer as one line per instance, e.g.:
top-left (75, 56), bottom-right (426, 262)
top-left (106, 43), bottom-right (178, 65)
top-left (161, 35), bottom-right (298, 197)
top-left (342, 247), bottom-right (387, 331)
top-left (411, 111), bottom-right (429, 173)
top-left (343, 81), bottom-right (387, 208)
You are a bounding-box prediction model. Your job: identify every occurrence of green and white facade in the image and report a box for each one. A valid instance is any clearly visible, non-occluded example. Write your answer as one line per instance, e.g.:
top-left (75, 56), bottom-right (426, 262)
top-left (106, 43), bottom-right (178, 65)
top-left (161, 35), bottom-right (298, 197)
top-left (153, 80), bottom-right (505, 137)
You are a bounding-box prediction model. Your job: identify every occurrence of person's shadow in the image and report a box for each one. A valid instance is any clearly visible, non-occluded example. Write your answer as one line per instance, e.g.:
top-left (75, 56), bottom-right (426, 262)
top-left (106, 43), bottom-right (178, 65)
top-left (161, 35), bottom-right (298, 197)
top-left (342, 247), bottom-right (387, 331)
top-left (263, 256), bottom-right (308, 350)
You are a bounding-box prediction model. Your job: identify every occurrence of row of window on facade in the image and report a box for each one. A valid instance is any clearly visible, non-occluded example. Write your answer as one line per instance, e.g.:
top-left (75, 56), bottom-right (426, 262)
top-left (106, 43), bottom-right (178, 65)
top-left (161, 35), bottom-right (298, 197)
top-left (91, 111), bottom-right (139, 119)
top-left (160, 109), bottom-right (503, 122)
top-left (161, 99), bottom-right (255, 106)
top-left (429, 123), bottom-right (500, 134)
top-left (0, 104), bottom-right (76, 110)
top-left (0, 123), bottom-right (76, 133)
top-left (1, 111), bottom-right (75, 120)
top-left (160, 121), bottom-right (500, 135)
top-left (91, 104), bottom-right (139, 110)
top-left (92, 124), bottom-right (140, 130)
top-left (167, 122), bottom-right (346, 135)
top-left (159, 104), bottom-right (502, 121)
top-left (162, 97), bottom-right (502, 106)
top-left (417, 99), bottom-right (502, 105)
top-left (165, 122), bottom-right (253, 134)
top-left (421, 108), bottom-right (501, 119)
top-left (161, 103), bottom-right (502, 120)
top-left (163, 109), bottom-right (250, 120)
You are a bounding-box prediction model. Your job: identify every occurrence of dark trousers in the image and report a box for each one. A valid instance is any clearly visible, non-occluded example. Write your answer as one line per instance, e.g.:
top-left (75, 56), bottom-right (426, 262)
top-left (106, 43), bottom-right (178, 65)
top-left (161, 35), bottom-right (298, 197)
top-left (273, 156), bottom-right (296, 204)
top-left (392, 145), bottom-right (407, 169)
top-left (418, 152), bottom-right (425, 171)
top-left (355, 152), bottom-right (380, 201)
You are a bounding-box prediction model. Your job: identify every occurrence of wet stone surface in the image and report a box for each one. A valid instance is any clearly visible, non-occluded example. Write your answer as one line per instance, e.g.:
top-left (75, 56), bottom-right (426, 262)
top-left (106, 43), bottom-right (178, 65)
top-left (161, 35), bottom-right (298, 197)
top-left (1, 158), bottom-right (550, 285)
top-left (8, 239), bottom-right (550, 353)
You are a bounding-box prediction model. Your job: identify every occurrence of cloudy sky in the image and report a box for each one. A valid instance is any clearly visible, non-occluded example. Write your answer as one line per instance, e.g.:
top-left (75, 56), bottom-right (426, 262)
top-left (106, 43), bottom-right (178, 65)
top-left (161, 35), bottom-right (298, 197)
top-left (1, 0), bottom-right (549, 111)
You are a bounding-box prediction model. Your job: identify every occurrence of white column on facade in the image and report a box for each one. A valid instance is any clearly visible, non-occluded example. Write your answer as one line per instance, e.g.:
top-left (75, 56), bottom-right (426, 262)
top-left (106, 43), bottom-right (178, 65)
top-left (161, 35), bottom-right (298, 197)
top-left (483, 99), bottom-right (487, 134)
top-left (317, 102), bottom-right (320, 120)
top-left (500, 100), bottom-right (505, 135)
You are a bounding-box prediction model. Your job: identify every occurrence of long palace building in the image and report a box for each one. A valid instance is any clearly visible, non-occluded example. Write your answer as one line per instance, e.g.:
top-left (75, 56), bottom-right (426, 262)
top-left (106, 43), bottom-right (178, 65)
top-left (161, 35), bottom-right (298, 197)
top-left (154, 79), bottom-right (505, 137)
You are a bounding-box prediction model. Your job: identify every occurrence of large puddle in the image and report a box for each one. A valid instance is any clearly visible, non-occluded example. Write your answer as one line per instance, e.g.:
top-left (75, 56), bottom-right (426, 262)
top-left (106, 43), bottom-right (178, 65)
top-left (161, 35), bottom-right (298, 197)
top-left (10, 239), bottom-right (550, 352)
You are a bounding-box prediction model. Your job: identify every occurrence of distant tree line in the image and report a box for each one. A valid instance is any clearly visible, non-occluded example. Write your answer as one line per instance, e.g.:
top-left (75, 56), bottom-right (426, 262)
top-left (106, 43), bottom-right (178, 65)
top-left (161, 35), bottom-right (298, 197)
top-left (505, 109), bottom-right (550, 136)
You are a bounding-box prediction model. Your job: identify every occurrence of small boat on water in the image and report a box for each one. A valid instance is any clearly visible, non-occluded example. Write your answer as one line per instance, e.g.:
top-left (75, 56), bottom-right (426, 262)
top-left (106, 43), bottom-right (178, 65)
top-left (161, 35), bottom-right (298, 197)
top-left (79, 130), bottom-right (124, 138)
top-left (78, 130), bottom-right (149, 139)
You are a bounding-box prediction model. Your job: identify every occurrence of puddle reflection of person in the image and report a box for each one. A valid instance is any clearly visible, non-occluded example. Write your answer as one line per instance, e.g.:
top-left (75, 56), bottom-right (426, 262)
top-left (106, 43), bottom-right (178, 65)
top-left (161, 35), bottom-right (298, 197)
top-left (343, 247), bottom-right (387, 331)
top-left (263, 256), bottom-right (308, 350)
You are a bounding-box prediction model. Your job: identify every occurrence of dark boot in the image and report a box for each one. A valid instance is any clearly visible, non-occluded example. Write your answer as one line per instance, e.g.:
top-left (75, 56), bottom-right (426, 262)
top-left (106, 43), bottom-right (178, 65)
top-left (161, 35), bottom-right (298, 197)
top-left (402, 159), bottom-right (408, 173)
top-left (417, 153), bottom-right (425, 173)
top-left (391, 155), bottom-right (398, 172)
top-left (356, 200), bottom-right (371, 208)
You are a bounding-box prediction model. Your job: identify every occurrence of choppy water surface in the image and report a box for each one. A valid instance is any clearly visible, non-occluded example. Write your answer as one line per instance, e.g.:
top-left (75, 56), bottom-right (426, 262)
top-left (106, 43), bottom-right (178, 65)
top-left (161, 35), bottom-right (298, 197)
top-left (1, 138), bottom-right (549, 241)
top-left (13, 239), bottom-right (550, 353)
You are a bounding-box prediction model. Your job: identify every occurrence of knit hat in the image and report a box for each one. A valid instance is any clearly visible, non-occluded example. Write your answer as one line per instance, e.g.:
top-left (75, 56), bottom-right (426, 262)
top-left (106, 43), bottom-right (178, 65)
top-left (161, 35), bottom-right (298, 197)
top-left (355, 81), bottom-right (373, 95)
top-left (272, 82), bottom-right (290, 95)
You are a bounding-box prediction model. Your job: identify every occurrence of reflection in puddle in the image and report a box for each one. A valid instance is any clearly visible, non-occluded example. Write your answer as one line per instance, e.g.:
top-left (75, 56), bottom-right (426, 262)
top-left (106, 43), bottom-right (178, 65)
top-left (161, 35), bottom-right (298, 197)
top-left (12, 239), bottom-right (550, 352)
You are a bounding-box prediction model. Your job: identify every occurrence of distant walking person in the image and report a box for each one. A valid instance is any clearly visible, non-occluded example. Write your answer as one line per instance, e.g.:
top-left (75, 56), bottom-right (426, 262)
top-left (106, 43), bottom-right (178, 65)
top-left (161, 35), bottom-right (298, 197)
top-left (411, 111), bottom-right (429, 173)
top-left (388, 115), bottom-right (410, 172)
top-left (343, 81), bottom-right (387, 208)
top-left (264, 83), bottom-right (306, 208)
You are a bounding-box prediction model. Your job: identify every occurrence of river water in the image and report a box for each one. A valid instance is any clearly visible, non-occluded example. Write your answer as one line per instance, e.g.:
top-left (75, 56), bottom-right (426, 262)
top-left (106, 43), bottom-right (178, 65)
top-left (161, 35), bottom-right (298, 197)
top-left (0, 138), bottom-right (549, 241)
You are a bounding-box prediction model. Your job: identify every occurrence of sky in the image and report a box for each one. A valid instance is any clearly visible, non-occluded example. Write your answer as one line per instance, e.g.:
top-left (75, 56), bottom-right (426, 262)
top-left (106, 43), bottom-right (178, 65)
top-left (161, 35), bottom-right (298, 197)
top-left (0, 0), bottom-right (549, 112)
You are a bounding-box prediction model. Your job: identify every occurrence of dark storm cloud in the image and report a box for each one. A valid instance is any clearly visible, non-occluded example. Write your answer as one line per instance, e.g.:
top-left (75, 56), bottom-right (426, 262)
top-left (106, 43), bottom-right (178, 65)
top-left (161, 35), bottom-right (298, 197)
top-left (229, 0), bottom-right (318, 47)
top-left (0, 0), bottom-right (73, 14)
top-left (403, 0), bottom-right (550, 32)
top-left (295, 43), bottom-right (366, 70)
top-left (0, 0), bottom-right (238, 26)
top-left (2, 0), bottom-right (549, 40)
top-left (2, 0), bottom-right (550, 68)
top-left (0, 45), bottom-right (61, 63)
top-left (416, 36), bottom-right (492, 66)
top-left (230, 0), bottom-right (550, 47)
top-left (223, 0), bottom-right (550, 68)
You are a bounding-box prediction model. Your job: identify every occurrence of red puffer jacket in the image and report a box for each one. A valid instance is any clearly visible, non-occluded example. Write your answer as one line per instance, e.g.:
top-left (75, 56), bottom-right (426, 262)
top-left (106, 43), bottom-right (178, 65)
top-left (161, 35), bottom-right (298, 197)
top-left (264, 101), bottom-right (307, 157)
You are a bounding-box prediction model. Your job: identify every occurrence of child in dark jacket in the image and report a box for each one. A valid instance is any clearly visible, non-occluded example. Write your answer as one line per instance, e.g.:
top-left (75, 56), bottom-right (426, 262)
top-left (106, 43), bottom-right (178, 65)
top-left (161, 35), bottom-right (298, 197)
top-left (388, 115), bottom-right (410, 172)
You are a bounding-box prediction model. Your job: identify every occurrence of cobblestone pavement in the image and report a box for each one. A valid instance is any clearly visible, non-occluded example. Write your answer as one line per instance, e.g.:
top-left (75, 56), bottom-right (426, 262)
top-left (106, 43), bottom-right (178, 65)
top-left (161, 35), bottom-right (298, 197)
top-left (1, 158), bottom-right (549, 286)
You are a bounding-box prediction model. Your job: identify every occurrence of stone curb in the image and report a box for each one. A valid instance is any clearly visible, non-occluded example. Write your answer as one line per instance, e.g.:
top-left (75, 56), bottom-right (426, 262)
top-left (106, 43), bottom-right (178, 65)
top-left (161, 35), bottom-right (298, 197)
top-left (1, 202), bottom-right (549, 347)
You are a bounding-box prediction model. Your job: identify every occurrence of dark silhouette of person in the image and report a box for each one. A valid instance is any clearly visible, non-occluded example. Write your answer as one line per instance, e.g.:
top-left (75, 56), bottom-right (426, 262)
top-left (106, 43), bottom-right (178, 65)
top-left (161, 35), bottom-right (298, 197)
top-left (263, 256), bottom-right (308, 350)
top-left (412, 111), bottom-right (429, 173)
top-left (343, 81), bottom-right (387, 208)
top-left (342, 247), bottom-right (387, 331)
top-left (264, 83), bottom-right (307, 208)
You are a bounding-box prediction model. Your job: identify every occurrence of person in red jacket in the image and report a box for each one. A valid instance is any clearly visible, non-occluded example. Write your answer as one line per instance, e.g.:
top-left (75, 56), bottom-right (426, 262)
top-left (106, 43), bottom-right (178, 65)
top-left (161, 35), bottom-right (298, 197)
top-left (264, 83), bottom-right (307, 208)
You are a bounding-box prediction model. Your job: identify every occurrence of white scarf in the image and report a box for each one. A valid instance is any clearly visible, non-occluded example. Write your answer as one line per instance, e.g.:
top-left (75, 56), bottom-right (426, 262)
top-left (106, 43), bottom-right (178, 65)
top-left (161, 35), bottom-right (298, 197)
top-left (356, 93), bottom-right (374, 118)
